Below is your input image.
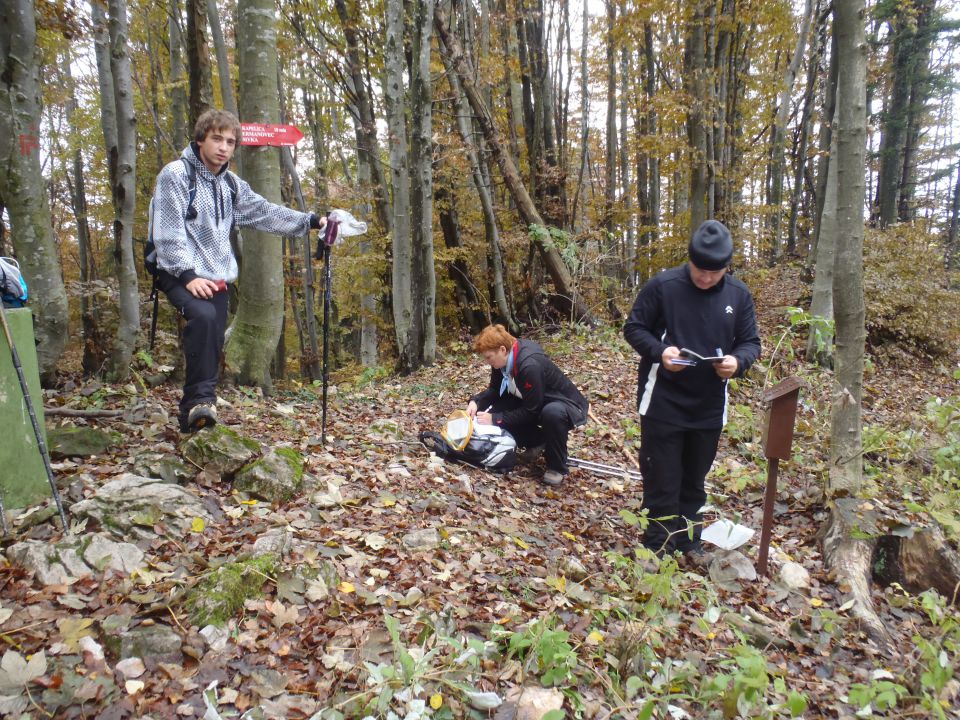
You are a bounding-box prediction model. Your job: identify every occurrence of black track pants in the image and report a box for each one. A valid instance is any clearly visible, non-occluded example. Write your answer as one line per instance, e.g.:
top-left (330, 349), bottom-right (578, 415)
top-left (638, 416), bottom-right (721, 554)
top-left (490, 396), bottom-right (581, 474)
top-left (158, 272), bottom-right (229, 426)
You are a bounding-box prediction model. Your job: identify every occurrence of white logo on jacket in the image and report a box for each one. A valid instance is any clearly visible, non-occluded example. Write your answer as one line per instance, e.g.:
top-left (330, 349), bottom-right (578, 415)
top-left (725, 305), bottom-right (734, 314)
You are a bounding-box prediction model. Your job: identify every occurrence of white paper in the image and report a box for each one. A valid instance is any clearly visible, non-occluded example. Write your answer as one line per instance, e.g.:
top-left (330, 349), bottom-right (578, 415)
top-left (701, 518), bottom-right (754, 550)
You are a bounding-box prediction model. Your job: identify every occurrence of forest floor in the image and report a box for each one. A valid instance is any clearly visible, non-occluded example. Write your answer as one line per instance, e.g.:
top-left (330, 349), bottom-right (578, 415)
top-left (1, 264), bottom-right (959, 719)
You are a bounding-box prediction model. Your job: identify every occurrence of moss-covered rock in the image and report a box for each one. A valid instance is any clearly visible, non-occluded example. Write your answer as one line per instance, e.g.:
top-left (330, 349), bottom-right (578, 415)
top-left (180, 425), bottom-right (260, 477)
top-left (132, 452), bottom-right (193, 483)
top-left (48, 425), bottom-right (120, 458)
top-left (233, 448), bottom-right (304, 503)
top-left (186, 554), bottom-right (278, 627)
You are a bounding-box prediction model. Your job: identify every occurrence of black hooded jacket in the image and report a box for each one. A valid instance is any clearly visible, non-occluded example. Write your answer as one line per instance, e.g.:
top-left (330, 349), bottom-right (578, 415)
top-left (623, 264), bottom-right (761, 429)
top-left (470, 339), bottom-right (588, 429)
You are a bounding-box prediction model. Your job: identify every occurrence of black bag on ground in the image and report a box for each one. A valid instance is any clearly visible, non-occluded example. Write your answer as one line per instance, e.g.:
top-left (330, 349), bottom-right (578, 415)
top-left (419, 411), bottom-right (517, 472)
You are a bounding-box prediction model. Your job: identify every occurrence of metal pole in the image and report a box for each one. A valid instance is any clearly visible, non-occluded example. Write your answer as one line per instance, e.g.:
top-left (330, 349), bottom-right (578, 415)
top-left (757, 457), bottom-right (779, 576)
top-left (321, 245), bottom-right (332, 445)
top-left (568, 457), bottom-right (643, 482)
top-left (0, 303), bottom-right (69, 533)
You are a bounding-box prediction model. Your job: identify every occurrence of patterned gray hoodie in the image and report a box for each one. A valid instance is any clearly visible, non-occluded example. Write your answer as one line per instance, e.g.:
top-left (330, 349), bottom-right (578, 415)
top-left (152, 143), bottom-right (313, 284)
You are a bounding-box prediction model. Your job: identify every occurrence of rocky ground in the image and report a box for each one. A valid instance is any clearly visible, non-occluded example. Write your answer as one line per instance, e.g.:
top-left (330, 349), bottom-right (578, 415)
top-left (0, 269), bottom-right (958, 719)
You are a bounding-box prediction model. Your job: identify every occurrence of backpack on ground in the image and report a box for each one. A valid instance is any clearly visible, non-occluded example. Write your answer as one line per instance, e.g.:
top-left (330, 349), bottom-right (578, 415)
top-left (146, 157), bottom-right (238, 348)
top-left (0, 257), bottom-right (28, 308)
top-left (419, 411), bottom-right (517, 472)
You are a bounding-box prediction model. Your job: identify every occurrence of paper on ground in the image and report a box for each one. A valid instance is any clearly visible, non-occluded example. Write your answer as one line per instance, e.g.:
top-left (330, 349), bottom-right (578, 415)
top-left (701, 518), bottom-right (754, 550)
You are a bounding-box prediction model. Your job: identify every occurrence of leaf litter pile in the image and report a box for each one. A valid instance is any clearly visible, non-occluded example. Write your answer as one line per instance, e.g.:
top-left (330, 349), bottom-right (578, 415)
top-left (1, 280), bottom-right (959, 718)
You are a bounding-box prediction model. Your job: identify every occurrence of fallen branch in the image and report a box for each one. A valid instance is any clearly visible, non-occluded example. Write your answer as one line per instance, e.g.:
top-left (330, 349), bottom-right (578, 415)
top-left (44, 407), bottom-right (124, 418)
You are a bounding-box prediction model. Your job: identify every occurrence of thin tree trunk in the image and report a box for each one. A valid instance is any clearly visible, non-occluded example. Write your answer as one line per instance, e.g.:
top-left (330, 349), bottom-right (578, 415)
top-left (645, 22), bottom-right (660, 249)
top-left (686, 0), bottom-right (709, 232)
top-left (62, 52), bottom-right (104, 376)
top-left (437, 182), bottom-right (483, 333)
top-left (0, 0), bottom-right (69, 379)
top-left (186, 0), bottom-right (213, 127)
top-left (619, 39), bottom-right (634, 284)
top-left (169, 0), bottom-right (188, 148)
top-left (436, 3), bottom-right (595, 324)
top-left (385, 0), bottom-right (415, 369)
top-left (410, 0), bottom-right (436, 366)
top-left (105, 0), bottom-right (140, 381)
top-left (808, 28), bottom-right (839, 272)
top-left (768, 0), bottom-right (813, 264)
top-left (206, 0), bottom-right (237, 117)
top-left (603, 0), bottom-right (617, 275)
top-left (442, 51), bottom-right (517, 332)
top-left (570, 0), bottom-right (590, 232)
top-left (807, 127), bottom-right (837, 365)
top-left (226, 0), bottom-right (285, 389)
top-left (946, 162), bottom-right (960, 272)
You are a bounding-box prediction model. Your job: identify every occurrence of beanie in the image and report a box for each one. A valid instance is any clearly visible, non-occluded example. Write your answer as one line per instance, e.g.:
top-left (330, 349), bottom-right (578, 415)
top-left (688, 220), bottom-right (733, 270)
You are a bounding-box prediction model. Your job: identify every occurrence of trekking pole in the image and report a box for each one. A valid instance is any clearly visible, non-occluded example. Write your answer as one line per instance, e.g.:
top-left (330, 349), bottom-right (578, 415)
top-left (0, 489), bottom-right (8, 536)
top-left (320, 243), bottom-right (332, 445)
top-left (568, 456), bottom-right (643, 482)
top-left (0, 302), bottom-right (69, 533)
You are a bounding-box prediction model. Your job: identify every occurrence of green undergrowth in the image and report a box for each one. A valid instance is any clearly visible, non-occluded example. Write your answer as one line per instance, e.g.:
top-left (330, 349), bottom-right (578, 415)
top-left (301, 548), bottom-right (958, 720)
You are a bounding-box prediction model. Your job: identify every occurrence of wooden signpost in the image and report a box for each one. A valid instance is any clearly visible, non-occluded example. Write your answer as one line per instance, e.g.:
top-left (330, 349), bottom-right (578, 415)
top-left (757, 376), bottom-right (805, 576)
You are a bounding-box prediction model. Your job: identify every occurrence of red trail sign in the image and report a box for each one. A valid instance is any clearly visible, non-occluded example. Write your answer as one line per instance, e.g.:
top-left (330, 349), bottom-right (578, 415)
top-left (240, 123), bottom-right (304, 147)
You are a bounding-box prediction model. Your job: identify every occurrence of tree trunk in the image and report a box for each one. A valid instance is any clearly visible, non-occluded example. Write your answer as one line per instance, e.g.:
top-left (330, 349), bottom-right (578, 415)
top-left (946, 162), bottom-right (960, 272)
top-left (206, 0), bottom-right (237, 117)
top-left (712, 0), bottom-right (734, 222)
top-left (570, 0), bottom-right (590, 232)
top-left (0, 0), bottom-right (69, 380)
top-left (441, 50), bottom-right (517, 332)
top-left (437, 183), bottom-right (483, 333)
top-left (806, 125), bottom-right (836, 366)
top-left (619, 40), bottom-right (634, 284)
top-left (169, 0), bottom-right (188, 149)
top-left (808, 28), bottom-right (838, 272)
top-left (410, 0), bottom-right (436, 367)
top-left (62, 52), bottom-right (105, 376)
top-left (104, 0), bottom-right (140, 381)
top-left (226, 0), bottom-right (285, 389)
top-left (436, 3), bottom-right (595, 324)
top-left (644, 22), bottom-right (660, 250)
top-left (789, 2), bottom-right (825, 256)
top-left (385, 0), bottom-right (415, 370)
top-left (185, 0), bottom-right (213, 127)
top-left (767, 0), bottom-right (813, 264)
top-left (825, 0), bottom-right (883, 645)
top-left (603, 0), bottom-right (618, 276)
top-left (685, 0), bottom-right (709, 233)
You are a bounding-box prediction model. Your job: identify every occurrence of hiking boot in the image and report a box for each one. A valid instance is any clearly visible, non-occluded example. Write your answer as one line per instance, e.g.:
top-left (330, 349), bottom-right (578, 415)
top-left (517, 445), bottom-right (545, 464)
top-left (539, 469), bottom-right (565, 487)
top-left (681, 544), bottom-right (713, 572)
top-left (186, 402), bottom-right (218, 432)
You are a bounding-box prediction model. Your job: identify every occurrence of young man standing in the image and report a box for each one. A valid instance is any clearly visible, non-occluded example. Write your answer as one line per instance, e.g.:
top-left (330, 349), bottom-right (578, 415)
top-left (623, 220), bottom-right (761, 560)
top-left (467, 324), bottom-right (589, 486)
top-left (151, 109), bottom-right (326, 432)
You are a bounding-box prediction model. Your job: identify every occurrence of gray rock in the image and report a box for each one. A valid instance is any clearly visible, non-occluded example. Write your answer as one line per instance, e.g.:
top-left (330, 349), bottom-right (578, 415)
top-left (48, 425), bottom-right (119, 459)
top-left (82, 534), bottom-right (144, 574)
top-left (199, 624), bottom-right (230, 653)
top-left (234, 448), bottom-right (304, 503)
top-left (119, 625), bottom-right (182, 662)
top-left (310, 480), bottom-right (343, 509)
top-left (708, 550), bottom-right (757, 586)
top-left (367, 418), bottom-right (403, 441)
top-left (512, 686), bottom-right (564, 720)
top-left (559, 556), bottom-right (588, 582)
top-left (6, 542), bottom-right (70, 585)
top-left (252, 528), bottom-right (295, 558)
top-left (71, 473), bottom-right (213, 539)
top-left (401, 528), bottom-right (440, 552)
top-left (778, 561), bottom-right (811, 591)
top-left (180, 425), bottom-right (261, 477)
top-left (58, 547), bottom-right (93, 578)
top-left (131, 453), bottom-right (192, 483)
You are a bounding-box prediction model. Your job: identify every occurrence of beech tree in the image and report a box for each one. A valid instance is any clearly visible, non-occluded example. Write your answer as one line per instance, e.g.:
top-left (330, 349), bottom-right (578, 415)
top-left (0, 0), bottom-right (69, 379)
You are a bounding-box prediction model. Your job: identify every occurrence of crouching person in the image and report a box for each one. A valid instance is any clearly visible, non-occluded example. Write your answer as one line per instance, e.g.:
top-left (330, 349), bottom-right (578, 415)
top-left (466, 325), bottom-right (588, 486)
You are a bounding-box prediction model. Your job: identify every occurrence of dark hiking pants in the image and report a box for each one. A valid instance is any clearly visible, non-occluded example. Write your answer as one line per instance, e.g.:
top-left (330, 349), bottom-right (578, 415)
top-left (638, 416), bottom-right (722, 554)
top-left (158, 271), bottom-right (229, 429)
top-left (491, 395), bottom-right (582, 474)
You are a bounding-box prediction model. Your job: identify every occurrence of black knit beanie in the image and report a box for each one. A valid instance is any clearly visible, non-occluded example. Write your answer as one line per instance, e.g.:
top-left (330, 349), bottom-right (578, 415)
top-left (688, 220), bottom-right (733, 270)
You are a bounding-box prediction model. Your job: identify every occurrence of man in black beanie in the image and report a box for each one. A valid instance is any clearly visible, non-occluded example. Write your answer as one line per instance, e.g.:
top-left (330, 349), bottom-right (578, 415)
top-left (623, 219), bottom-right (760, 566)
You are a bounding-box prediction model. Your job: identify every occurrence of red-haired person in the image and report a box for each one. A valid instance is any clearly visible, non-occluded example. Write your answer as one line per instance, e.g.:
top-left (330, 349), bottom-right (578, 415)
top-left (467, 325), bottom-right (588, 486)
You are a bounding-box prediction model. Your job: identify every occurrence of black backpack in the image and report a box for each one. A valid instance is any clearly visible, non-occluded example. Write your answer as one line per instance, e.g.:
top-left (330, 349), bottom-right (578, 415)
top-left (419, 414), bottom-right (517, 473)
top-left (146, 158), bottom-right (238, 348)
